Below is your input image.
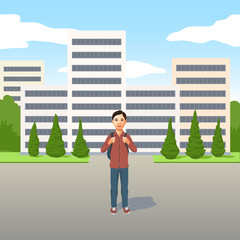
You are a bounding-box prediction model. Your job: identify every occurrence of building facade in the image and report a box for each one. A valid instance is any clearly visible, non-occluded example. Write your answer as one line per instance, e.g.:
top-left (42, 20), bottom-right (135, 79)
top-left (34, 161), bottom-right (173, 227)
top-left (126, 85), bottom-right (180, 153)
top-left (20, 85), bottom-right (68, 153)
top-left (67, 31), bottom-right (126, 153)
top-left (0, 61), bottom-right (44, 106)
top-left (172, 58), bottom-right (230, 153)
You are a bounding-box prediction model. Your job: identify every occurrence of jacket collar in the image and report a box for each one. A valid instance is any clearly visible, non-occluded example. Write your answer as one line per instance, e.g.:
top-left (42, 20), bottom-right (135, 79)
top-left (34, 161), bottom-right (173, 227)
top-left (114, 130), bottom-right (125, 137)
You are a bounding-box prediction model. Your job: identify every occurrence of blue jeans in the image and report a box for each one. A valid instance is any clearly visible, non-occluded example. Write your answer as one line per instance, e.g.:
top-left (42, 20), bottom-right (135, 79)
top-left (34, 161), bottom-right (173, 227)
top-left (110, 167), bottom-right (128, 208)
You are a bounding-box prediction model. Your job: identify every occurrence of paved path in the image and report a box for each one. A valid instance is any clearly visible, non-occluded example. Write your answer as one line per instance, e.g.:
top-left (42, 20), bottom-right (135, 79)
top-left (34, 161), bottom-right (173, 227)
top-left (0, 155), bottom-right (239, 240)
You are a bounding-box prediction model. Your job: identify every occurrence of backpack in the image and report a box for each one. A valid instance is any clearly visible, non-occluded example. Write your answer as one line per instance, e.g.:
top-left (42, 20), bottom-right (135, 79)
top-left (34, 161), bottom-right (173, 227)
top-left (107, 132), bottom-right (129, 160)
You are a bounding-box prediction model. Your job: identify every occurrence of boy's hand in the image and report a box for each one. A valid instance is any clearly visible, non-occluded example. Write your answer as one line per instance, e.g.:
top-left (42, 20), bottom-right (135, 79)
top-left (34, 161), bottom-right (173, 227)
top-left (123, 137), bottom-right (130, 145)
top-left (108, 137), bottom-right (115, 145)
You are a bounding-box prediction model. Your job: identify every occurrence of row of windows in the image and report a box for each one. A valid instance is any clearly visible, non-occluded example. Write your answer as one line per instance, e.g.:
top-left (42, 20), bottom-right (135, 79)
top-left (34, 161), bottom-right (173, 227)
top-left (180, 129), bottom-right (226, 135)
top-left (126, 91), bottom-right (175, 97)
top-left (72, 78), bottom-right (121, 85)
top-left (25, 142), bottom-right (67, 148)
top-left (180, 104), bottom-right (225, 110)
top-left (180, 116), bottom-right (225, 122)
top-left (25, 116), bottom-right (68, 122)
top-left (4, 67), bottom-right (41, 72)
top-left (25, 90), bottom-right (67, 97)
top-left (72, 142), bottom-right (164, 148)
top-left (176, 78), bottom-right (226, 84)
top-left (25, 104), bottom-right (67, 110)
top-left (11, 96), bottom-right (20, 101)
top-left (72, 116), bottom-right (176, 123)
top-left (72, 52), bottom-right (121, 58)
top-left (72, 39), bottom-right (121, 45)
top-left (127, 103), bottom-right (175, 110)
top-left (176, 65), bottom-right (226, 71)
top-left (72, 91), bottom-right (121, 97)
top-left (71, 129), bottom-right (172, 135)
top-left (4, 77), bottom-right (41, 82)
top-left (25, 129), bottom-right (68, 135)
top-left (4, 86), bottom-right (21, 91)
top-left (72, 104), bottom-right (121, 110)
top-left (180, 91), bottom-right (226, 97)
top-left (72, 65), bottom-right (121, 71)
top-left (180, 142), bottom-right (226, 148)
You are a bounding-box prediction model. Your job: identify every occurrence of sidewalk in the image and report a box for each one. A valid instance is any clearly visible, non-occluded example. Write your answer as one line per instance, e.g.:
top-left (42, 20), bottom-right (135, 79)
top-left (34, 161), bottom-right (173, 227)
top-left (0, 155), bottom-right (239, 240)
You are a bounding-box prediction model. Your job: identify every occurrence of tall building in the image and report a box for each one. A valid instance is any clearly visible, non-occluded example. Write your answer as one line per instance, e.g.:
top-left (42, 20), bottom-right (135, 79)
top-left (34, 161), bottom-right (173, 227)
top-left (0, 61), bottom-right (44, 106)
top-left (172, 58), bottom-right (230, 153)
top-left (21, 85), bottom-right (68, 153)
top-left (67, 31), bottom-right (126, 153)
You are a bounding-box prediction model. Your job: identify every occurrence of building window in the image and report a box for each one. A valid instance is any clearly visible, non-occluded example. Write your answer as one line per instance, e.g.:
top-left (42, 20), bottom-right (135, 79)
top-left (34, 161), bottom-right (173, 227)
top-left (72, 65), bottom-right (121, 71)
top-left (126, 91), bottom-right (175, 97)
top-left (127, 103), bottom-right (175, 110)
top-left (4, 77), bottom-right (41, 82)
top-left (72, 91), bottom-right (121, 97)
top-left (25, 90), bottom-right (67, 97)
top-left (176, 78), bottom-right (226, 84)
top-left (176, 65), bottom-right (226, 71)
top-left (180, 91), bottom-right (226, 97)
top-left (4, 67), bottom-right (41, 72)
top-left (72, 78), bottom-right (121, 85)
top-left (72, 104), bottom-right (121, 110)
top-left (180, 103), bottom-right (225, 110)
top-left (72, 39), bottom-right (121, 45)
top-left (72, 52), bottom-right (121, 58)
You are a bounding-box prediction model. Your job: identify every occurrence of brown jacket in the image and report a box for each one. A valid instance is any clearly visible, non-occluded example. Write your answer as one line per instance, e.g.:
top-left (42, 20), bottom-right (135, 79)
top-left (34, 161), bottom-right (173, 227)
top-left (101, 130), bottom-right (137, 168)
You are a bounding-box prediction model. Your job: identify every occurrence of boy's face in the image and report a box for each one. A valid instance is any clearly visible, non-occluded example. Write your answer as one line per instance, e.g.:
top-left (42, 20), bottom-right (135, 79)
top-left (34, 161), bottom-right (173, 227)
top-left (112, 114), bottom-right (127, 131)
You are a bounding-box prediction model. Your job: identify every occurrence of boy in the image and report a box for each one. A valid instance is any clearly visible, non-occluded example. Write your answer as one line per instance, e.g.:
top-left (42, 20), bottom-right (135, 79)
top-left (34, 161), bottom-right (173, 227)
top-left (101, 110), bottom-right (137, 215)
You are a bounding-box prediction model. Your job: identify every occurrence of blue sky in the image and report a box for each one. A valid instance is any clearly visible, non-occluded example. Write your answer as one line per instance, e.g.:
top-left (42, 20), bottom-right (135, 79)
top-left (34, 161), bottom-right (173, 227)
top-left (0, 0), bottom-right (240, 101)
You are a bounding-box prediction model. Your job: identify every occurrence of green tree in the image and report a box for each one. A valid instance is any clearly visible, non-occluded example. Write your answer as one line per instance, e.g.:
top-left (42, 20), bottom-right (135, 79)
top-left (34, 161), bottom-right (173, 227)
top-left (72, 117), bottom-right (90, 158)
top-left (186, 110), bottom-right (205, 159)
top-left (211, 118), bottom-right (225, 157)
top-left (0, 120), bottom-right (20, 152)
top-left (45, 114), bottom-right (66, 157)
top-left (160, 118), bottom-right (179, 159)
top-left (230, 101), bottom-right (240, 152)
top-left (0, 95), bottom-right (20, 151)
top-left (28, 122), bottom-right (39, 157)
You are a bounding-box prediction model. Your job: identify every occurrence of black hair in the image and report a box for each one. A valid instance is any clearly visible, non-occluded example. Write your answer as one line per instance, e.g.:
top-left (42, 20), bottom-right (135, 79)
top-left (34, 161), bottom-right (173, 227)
top-left (112, 110), bottom-right (127, 120)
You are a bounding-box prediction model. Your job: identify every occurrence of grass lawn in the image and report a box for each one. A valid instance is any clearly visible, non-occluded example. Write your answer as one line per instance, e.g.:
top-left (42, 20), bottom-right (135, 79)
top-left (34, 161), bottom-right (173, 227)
top-left (0, 152), bottom-right (90, 163)
top-left (153, 152), bottom-right (240, 163)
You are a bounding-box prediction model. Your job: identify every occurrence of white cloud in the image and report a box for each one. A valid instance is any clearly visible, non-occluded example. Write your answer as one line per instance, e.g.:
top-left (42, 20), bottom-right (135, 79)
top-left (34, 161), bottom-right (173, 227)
top-left (167, 14), bottom-right (240, 47)
top-left (57, 67), bottom-right (67, 73)
top-left (57, 61), bottom-right (166, 78)
top-left (126, 61), bottom-right (166, 78)
top-left (0, 14), bottom-right (77, 49)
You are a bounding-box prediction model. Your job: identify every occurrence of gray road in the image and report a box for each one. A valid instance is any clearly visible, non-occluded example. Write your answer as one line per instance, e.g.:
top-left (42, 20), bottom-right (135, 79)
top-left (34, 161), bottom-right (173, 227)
top-left (0, 155), bottom-right (239, 240)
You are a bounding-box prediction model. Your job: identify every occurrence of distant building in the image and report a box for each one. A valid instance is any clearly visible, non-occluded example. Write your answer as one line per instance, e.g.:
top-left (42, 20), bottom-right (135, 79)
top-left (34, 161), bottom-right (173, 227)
top-left (126, 85), bottom-right (180, 153)
top-left (20, 85), bottom-right (68, 153)
top-left (0, 61), bottom-right (44, 106)
top-left (172, 58), bottom-right (230, 153)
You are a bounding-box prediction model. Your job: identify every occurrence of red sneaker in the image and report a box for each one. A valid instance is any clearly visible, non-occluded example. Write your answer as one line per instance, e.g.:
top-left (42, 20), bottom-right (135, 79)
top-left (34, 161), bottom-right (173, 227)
top-left (123, 207), bottom-right (131, 214)
top-left (110, 207), bottom-right (117, 215)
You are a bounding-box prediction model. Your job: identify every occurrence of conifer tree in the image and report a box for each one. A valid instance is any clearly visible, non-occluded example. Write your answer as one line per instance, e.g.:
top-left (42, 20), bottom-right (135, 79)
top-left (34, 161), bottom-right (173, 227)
top-left (211, 118), bottom-right (225, 157)
top-left (161, 118), bottom-right (179, 159)
top-left (185, 110), bottom-right (205, 159)
top-left (45, 114), bottom-right (66, 157)
top-left (28, 122), bottom-right (39, 156)
top-left (72, 117), bottom-right (90, 158)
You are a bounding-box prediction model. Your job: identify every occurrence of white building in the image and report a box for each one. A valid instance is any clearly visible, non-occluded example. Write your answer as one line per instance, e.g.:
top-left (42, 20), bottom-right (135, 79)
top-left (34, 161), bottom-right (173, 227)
top-left (126, 85), bottom-right (180, 153)
top-left (20, 85), bottom-right (68, 153)
top-left (0, 61), bottom-right (44, 106)
top-left (67, 31), bottom-right (126, 153)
